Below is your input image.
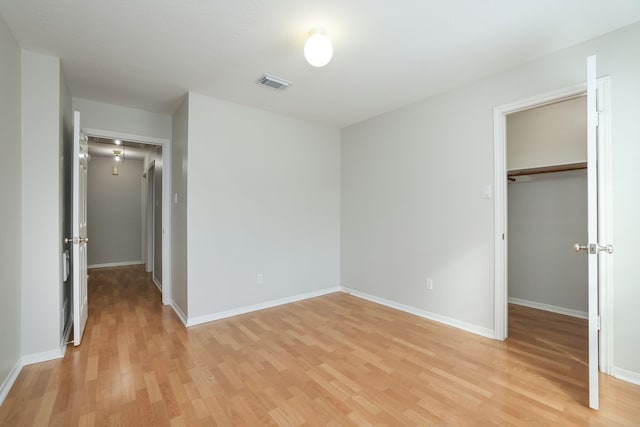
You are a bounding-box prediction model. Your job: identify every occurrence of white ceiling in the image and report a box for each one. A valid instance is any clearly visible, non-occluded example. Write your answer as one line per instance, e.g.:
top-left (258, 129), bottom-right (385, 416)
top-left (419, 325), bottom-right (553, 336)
top-left (1, 1), bottom-right (640, 128)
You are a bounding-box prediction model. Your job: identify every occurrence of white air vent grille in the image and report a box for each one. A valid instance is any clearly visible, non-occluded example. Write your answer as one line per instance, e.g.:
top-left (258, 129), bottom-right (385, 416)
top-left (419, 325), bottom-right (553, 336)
top-left (257, 74), bottom-right (291, 90)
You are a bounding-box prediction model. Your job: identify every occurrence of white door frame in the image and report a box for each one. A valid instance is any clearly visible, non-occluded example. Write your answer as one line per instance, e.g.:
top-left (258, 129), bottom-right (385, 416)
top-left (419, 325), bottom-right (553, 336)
top-left (84, 128), bottom-right (172, 306)
top-left (145, 162), bottom-right (156, 274)
top-left (493, 78), bottom-right (613, 374)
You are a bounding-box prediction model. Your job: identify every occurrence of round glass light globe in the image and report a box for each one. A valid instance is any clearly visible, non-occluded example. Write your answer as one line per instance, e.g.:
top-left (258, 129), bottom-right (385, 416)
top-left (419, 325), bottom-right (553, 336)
top-left (304, 33), bottom-right (333, 67)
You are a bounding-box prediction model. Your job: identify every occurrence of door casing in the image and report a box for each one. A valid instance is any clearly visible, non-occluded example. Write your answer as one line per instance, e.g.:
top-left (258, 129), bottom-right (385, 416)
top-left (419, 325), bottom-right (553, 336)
top-left (84, 128), bottom-right (172, 306)
top-left (492, 78), bottom-right (613, 375)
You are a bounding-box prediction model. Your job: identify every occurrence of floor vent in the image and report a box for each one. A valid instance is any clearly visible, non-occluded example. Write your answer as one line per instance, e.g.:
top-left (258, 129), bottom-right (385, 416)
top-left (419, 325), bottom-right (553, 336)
top-left (257, 74), bottom-right (291, 90)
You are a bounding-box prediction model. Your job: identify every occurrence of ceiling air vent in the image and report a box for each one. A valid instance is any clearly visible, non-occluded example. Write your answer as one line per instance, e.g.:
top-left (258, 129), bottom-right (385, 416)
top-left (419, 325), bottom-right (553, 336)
top-left (257, 74), bottom-right (291, 90)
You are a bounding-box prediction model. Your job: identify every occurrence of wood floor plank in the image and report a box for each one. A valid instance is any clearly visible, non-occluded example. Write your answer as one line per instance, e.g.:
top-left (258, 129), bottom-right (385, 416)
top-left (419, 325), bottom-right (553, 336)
top-left (1, 265), bottom-right (639, 426)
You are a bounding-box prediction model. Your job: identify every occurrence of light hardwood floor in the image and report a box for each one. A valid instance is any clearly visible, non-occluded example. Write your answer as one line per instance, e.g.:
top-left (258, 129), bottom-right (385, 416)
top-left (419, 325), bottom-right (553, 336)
top-left (1, 265), bottom-right (639, 426)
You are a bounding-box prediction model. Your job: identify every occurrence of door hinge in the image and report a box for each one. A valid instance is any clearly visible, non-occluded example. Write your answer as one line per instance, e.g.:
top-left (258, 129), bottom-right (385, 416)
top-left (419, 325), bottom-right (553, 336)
top-left (502, 233), bottom-right (505, 240)
top-left (594, 111), bottom-right (600, 127)
top-left (596, 315), bottom-right (601, 331)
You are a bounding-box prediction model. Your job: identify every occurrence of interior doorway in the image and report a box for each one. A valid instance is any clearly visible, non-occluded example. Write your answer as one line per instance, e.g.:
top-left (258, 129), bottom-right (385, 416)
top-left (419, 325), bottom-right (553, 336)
top-left (506, 96), bottom-right (588, 321)
top-left (495, 58), bottom-right (613, 410)
top-left (84, 128), bottom-right (172, 306)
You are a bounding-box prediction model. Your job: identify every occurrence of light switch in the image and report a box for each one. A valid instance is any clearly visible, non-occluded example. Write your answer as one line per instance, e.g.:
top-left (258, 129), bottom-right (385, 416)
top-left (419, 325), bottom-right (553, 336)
top-left (482, 185), bottom-right (492, 198)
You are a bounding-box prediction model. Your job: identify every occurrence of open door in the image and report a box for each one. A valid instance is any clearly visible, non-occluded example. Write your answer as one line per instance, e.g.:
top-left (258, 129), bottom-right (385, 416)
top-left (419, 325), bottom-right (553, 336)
top-left (70, 111), bottom-right (89, 346)
top-left (574, 55), bottom-right (613, 410)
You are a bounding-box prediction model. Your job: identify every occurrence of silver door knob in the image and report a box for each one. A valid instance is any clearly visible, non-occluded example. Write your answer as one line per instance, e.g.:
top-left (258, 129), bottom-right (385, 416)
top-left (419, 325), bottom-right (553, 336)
top-left (598, 244), bottom-right (614, 254)
top-left (65, 237), bottom-right (89, 244)
top-left (574, 243), bottom-right (588, 252)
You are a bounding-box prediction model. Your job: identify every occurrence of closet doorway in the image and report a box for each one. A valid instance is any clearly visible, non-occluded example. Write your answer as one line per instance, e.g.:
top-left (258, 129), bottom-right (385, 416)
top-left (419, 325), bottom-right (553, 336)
top-left (506, 96), bottom-right (588, 321)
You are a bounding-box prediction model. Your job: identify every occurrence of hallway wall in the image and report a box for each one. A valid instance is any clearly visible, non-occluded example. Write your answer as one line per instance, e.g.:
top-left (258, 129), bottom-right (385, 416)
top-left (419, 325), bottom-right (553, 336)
top-left (87, 156), bottom-right (144, 267)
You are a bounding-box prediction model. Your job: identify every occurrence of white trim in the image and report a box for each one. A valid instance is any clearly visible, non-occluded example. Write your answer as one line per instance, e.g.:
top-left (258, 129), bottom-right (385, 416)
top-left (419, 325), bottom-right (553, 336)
top-left (0, 346), bottom-right (67, 405)
top-left (83, 128), bottom-right (169, 146)
top-left (343, 288), bottom-right (495, 339)
top-left (186, 287), bottom-right (342, 327)
top-left (61, 314), bottom-right (73, 346)
top-left (612, 367), bottom-right (640, 386)
top-left (0, 360), bottom-right (22, 405)
top-left (83, 127), bottom-right (172, 307)
top-left (508, 297), bottom-right (587, 319)
top-left (152, 277), bottom-right (162, 292)
top-left (145, 161), bottom-right (155, 274)
top-left (20, 348), bottom-right (65, 366)
top-left (88, 260), bottom-right (143, 269)
top-left (171, 301), bottom-right (188, 326)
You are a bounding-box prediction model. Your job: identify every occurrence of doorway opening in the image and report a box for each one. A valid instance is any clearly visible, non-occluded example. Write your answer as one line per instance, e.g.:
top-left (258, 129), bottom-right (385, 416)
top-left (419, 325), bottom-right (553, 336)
top-left (506, 96), bottom-right (588, 321)
top-left (493, 78), bottom-right (613, 372)
top-left (84, 129), bottom-right (172, 306)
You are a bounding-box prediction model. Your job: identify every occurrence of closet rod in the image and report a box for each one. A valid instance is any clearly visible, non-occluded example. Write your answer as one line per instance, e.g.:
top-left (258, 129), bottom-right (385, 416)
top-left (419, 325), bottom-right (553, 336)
top-left (508, 162), bottom-right (587, 178)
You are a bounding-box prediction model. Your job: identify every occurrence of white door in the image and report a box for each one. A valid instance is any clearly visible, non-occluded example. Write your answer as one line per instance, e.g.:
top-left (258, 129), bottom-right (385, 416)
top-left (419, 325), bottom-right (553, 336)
top-left (575, 55), bottom-right (613, 410)
top-left (71, 111), bottom-right (89, 346)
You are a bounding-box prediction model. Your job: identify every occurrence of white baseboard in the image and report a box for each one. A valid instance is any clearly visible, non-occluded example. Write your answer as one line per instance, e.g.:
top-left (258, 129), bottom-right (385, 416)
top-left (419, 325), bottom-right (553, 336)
top-left (342, 288), bottom-right (495, 339)
top-left (186, 287), bottom-right (342, 327)
top-left (171, 301), bottom-right (188, 326)
top-left (613, 366), bottom-right (640, 386)
top-left (152, 277), bottom-right (162, 292)
top-left (0, 359), bottom-right (22, 406)
top-left (0, 347), bottom-right (66, 405)
top-left (508, 297), bottom-right (588, 319)
top-left (20, 348), bottom-right (65, 367)
top-left (88, 260), bottom-right (143, 269)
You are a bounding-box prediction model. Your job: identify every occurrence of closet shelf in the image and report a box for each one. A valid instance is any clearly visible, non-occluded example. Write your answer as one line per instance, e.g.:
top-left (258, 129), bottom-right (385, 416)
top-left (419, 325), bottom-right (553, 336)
top-left (508, 162), bottom-right (587, 180)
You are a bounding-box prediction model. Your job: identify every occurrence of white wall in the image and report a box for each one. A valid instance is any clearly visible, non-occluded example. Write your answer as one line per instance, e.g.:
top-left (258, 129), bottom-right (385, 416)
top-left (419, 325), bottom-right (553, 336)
top-left (20, 50), bottom-right (64, 356)
top-left (171, 97), bottom-right (189, 316)
top-left (508, 96), bottom-right (587, 171)
top-left (0, 14), bottom-right (22, 399)
top-left (87, 156), bottom-right (143, 266)
top-left (508, 171), bottom-right (588, 314)
top-left (341, 22), bottom-right (640, 375)
top-left (186, 93), bottom-right (340, 319)
top-left (72, 98), bottom-right (171, 140)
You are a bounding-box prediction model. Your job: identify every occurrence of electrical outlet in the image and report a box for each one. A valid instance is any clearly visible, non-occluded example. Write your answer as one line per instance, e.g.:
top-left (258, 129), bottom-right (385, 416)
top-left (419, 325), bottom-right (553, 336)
top-left (425, 278), bottom-right (433, 290)
top-left (257, 273), bottom-right (263, 284)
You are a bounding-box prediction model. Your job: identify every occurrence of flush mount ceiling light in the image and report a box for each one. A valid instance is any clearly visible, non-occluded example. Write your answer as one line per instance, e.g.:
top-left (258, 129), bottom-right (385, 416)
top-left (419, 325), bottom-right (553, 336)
top-left (304, 29), bottom-right (333, 67)
top-left (114, 139), bottom-right (122, 145)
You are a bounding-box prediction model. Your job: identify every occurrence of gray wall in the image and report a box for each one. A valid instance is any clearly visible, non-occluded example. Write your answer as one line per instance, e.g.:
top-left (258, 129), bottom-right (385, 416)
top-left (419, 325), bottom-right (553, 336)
top-left (186, 93), bottom-right (341, 319)
top-left (0, 14), bottom-right (22, 397)
top-left (341, 22), bottom-right (640, 375)
top-left (171, 97), bottom-right (189, 316)
top-left (87, 156), bottom-right (143, 266)
top-left (20, 50), bottom-right (68, 356)
top-left (507, 96), bottom-right (587, 170)
top-left (508, 171), bottom-right (588, 314)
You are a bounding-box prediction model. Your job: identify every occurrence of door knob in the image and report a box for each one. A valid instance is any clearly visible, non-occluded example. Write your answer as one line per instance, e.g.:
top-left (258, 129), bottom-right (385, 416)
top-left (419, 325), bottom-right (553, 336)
top-left (574, 243), bottom-right (588, 252)
top-left (574, 243), bottom-right (613, 254)
top-left (598, 244), bottom-right (614, 254)
top-left (65, 237), bottom-right (89, 244)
